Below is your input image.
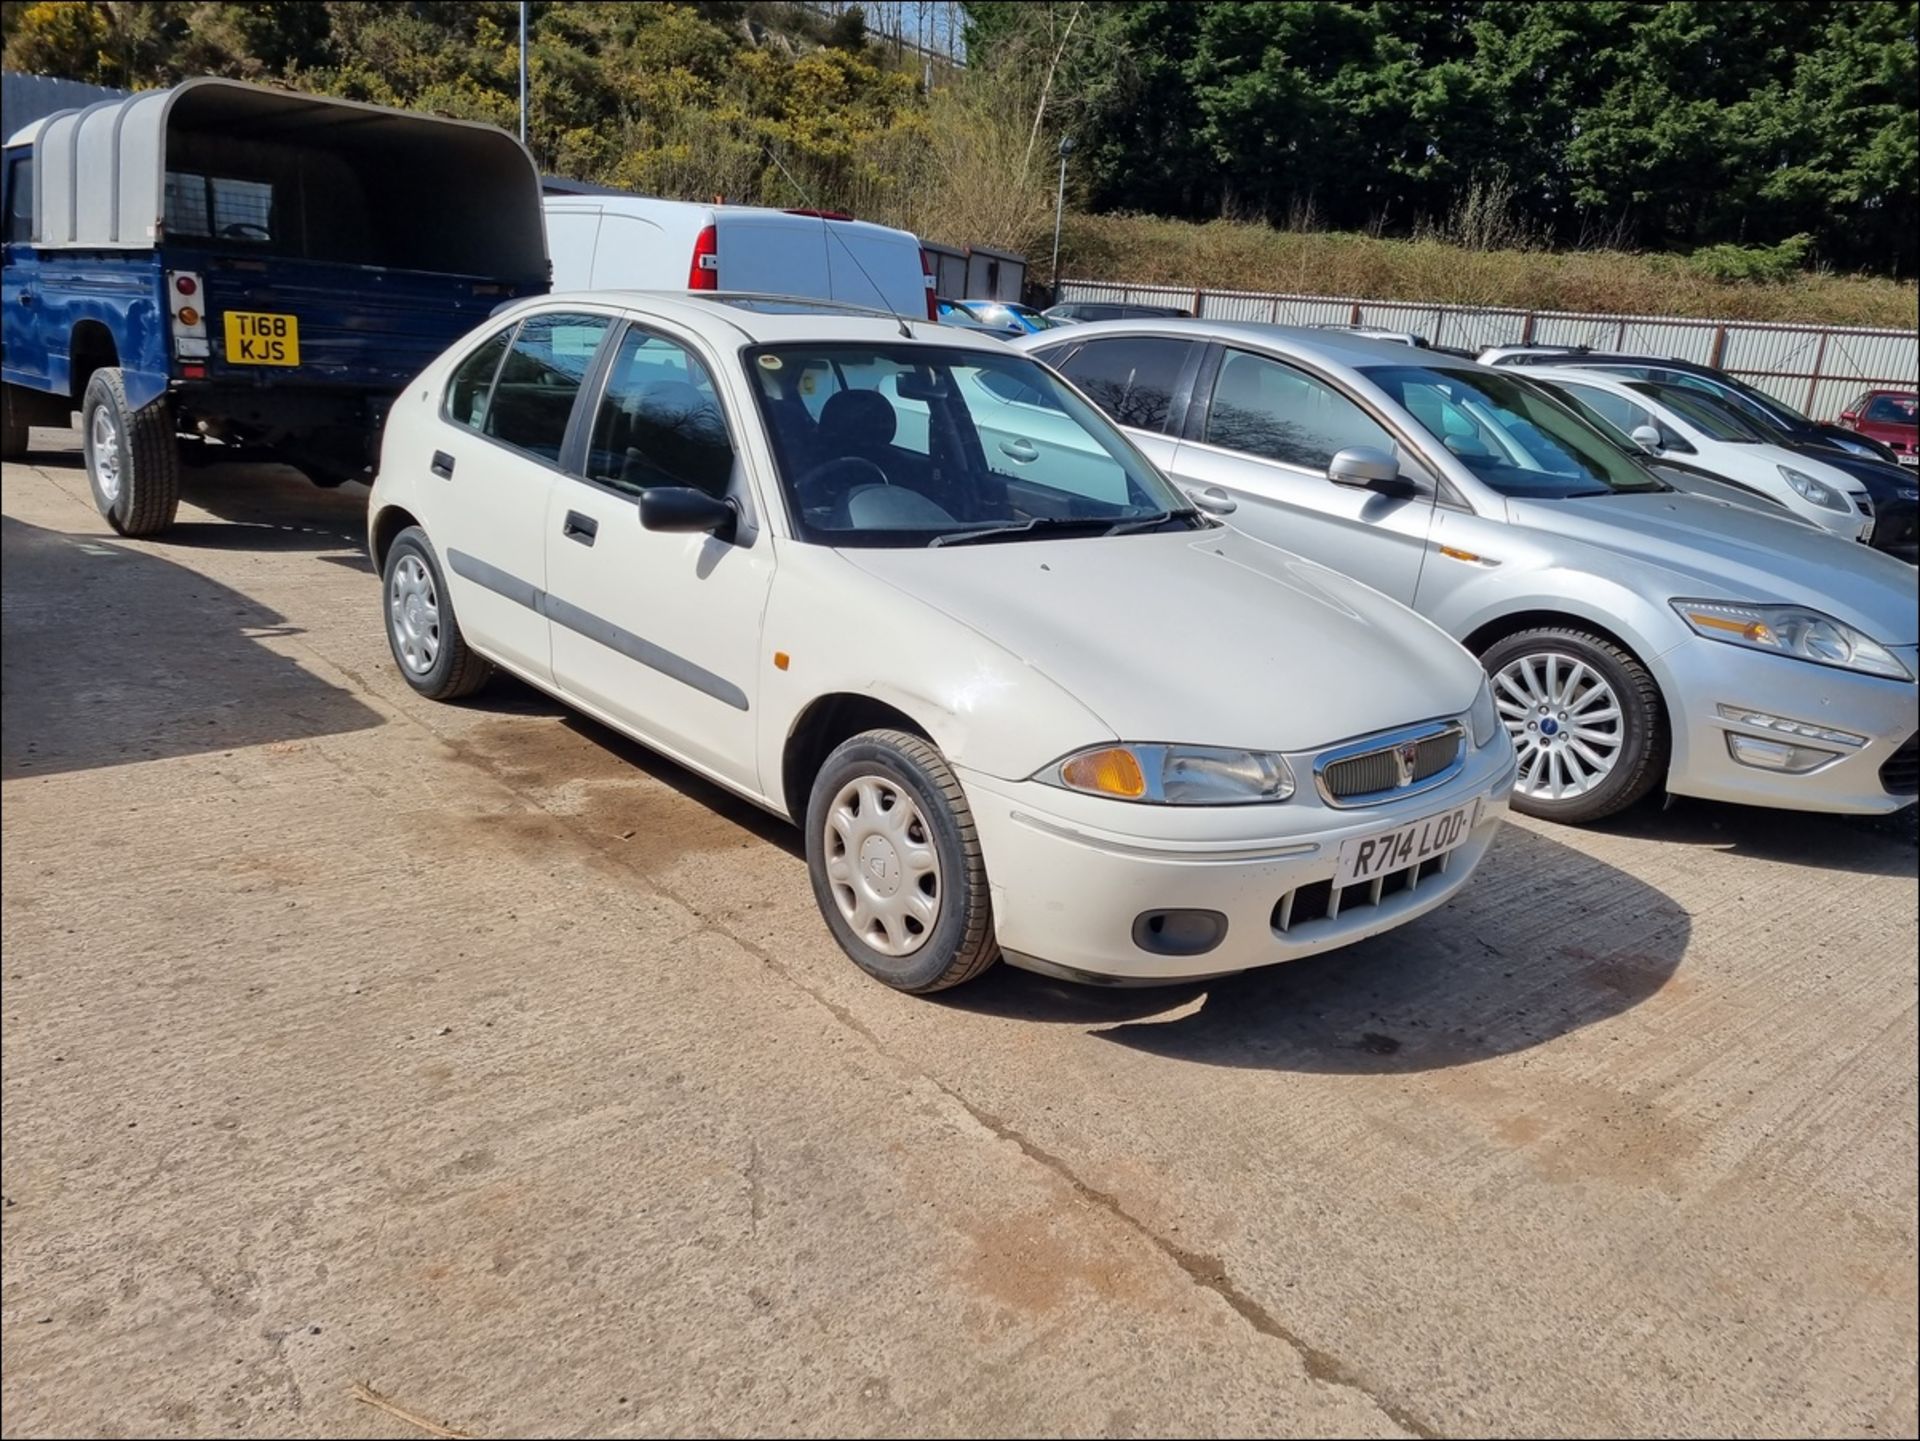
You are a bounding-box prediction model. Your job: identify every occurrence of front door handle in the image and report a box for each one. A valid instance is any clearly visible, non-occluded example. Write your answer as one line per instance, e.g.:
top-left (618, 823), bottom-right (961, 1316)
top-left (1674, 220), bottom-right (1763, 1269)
top-left (562, 510), bottom-right (599, 545)
top-left (998, 437), bottom-right (1040, 463)
top-left (430, 450), bottom-right (455, 479)
top-left (1186, 485), bottom-right (1237, 516)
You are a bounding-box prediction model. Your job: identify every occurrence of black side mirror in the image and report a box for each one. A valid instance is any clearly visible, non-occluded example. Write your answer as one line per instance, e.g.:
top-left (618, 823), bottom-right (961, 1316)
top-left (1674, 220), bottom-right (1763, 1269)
top-left (641, 486), bottom-right (737, 540)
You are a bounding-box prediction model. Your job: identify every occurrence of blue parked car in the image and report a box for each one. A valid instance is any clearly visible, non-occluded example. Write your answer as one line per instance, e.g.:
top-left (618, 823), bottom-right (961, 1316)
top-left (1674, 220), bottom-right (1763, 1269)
top-left (1, 78), bottom-right (549, 534)
top-left (948, 299), bottom-right (1063, 335)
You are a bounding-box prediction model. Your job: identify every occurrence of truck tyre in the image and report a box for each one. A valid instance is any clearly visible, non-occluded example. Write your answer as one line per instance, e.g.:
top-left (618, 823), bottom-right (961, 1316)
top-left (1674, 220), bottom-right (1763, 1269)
top-left (83, 369), bottom-right (181, 537)
top-left (1, 383), bottom-right (30, 460)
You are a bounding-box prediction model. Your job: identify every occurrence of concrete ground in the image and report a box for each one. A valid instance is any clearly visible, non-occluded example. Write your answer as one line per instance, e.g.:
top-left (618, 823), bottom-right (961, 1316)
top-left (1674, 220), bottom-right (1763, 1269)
top-left (2, 436), bottom-right (1915, 1440)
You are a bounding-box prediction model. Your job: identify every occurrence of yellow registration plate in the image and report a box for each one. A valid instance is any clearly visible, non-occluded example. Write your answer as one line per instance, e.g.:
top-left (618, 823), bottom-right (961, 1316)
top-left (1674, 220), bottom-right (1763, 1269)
top-left (223, 311), bottom-right (300, 366)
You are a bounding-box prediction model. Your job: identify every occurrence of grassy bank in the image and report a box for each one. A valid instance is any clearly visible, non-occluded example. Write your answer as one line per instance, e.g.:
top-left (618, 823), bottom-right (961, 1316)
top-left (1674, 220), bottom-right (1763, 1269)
top-left (1057, 214), bottom-right (1920, 329)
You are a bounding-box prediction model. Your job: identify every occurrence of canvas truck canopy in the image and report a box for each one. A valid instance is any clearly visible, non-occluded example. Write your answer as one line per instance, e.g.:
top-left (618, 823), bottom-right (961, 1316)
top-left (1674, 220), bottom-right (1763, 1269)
top-left (11, 77), bottom-right (547, 282)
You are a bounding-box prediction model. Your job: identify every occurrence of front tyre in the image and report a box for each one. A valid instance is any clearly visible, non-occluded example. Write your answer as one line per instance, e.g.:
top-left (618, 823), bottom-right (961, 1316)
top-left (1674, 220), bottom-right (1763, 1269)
top-left (805, 729), bottom-right (999, 993)
top-left (83, 369), bottom-right (181, 537)
top-left (381, 526), bottom-right (493, 701)
top-left (1481, 627), bottom-right (1666, 825)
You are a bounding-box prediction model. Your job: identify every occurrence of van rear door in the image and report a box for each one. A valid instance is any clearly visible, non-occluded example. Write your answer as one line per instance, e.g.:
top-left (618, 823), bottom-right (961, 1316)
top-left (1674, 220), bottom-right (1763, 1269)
top-left (822, 221), bottom-right (926, 317)
top-left (714, 212), bottom-right (832, 298)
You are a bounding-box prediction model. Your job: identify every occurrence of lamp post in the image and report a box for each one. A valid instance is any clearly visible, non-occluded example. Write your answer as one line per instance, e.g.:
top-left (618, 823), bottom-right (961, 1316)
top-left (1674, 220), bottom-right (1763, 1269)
top-left (518, 2), bottom-right (529, 146)
top-left (1050, 135), bottom-right (1075, 298)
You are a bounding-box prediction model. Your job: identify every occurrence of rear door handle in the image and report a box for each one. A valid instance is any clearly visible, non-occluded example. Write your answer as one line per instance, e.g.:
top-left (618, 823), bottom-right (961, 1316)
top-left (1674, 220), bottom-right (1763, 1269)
top-left (562, 510), bottom-right (598, 545)
top-left (430, 450), bottom-right (455, 479)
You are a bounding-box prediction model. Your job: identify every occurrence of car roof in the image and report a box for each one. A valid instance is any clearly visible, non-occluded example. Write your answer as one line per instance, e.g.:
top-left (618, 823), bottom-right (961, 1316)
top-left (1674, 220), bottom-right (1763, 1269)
top-left (1024, 317), bottom-right (1483, 372)
top-left (504, 290), bottom-right (1014, 353)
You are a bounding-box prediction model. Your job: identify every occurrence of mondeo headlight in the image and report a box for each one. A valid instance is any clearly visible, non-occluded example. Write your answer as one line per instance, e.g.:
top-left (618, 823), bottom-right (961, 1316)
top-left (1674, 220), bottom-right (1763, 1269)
top-left (1671, 600), bottom-right (1912, 679)
top-left (1779, 466), bottom-right (1850, 513)
top-left (1044, 744), bottom-right (1296, 803)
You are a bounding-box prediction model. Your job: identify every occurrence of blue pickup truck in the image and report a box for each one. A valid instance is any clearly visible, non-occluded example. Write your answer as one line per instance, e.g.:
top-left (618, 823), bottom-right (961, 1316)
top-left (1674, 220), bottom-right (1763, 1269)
top-left (1, 78), bottom-right (549, 534)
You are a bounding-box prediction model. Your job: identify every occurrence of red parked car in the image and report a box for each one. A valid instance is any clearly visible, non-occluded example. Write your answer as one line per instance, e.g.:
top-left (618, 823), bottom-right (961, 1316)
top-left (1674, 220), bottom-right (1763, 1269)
top-left (1838, 389), bottom-right (1919, 467)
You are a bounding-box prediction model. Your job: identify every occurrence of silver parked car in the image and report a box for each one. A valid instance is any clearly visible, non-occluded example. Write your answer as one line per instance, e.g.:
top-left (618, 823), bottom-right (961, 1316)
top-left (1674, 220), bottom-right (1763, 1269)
top-left (1014, 322), bottom-right (1919, 824)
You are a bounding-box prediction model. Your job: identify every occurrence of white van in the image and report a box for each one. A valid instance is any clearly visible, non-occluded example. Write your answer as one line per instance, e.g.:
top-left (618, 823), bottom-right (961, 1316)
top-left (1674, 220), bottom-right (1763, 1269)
top-left (543, 188), bottom-right (933, 318)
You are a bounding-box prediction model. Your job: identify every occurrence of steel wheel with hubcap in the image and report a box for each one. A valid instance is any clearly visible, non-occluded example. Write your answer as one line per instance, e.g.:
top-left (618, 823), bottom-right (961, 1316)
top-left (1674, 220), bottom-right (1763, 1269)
top-left (1480, 626), bottom-right (1666, 825)
top-left (378, 525), bottom-right (493, 700)
top-left (805, 729), bottom-right (999, 992)
top-left (388, 553), bottom-right (442, 677)
top-left (823, 775), bottom-right (942, 956)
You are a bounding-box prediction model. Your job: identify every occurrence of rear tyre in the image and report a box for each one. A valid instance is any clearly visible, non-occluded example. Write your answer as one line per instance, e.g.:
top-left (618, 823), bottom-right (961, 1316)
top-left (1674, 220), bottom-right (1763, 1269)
top-left (1480, 626), bottom-right (1666, 825)
top-left (805, 729), bottom-right (999, 993)
top-left (83, 368), bottom-right (180, 536)
top-left (381, 526), bottom-right (493, 701)
top-left (1, 382), bottom-right (31, 460)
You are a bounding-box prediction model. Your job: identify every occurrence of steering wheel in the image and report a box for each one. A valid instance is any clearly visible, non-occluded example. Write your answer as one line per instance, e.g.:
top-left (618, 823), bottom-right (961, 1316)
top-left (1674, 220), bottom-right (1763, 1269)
top-left (219, 222), bottom-right (270, 240)
top-left (794, 456), bottom-right (888, 521)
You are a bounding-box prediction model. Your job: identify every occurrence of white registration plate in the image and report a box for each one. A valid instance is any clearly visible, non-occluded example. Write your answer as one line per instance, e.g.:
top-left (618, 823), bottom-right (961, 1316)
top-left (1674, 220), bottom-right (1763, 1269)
top-left (1335, 800), bottom-right (1478, 888)
top-left (1898, 453), bottom-right (1917, 467)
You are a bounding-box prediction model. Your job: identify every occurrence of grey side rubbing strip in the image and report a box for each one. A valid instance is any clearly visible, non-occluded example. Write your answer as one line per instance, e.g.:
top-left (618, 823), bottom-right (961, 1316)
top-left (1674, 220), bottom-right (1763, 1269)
top-left (443, 548), bottom-right (749, 712)
top-left (543, 593), bottom-right (749, 711)
top-left (447, 548), bottom-right (542, 611)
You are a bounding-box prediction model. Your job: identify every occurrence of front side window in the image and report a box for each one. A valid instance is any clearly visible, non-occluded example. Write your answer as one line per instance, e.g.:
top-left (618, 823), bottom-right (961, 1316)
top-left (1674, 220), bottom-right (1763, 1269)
top-left (1366, 365), bottom-right (1667, 497)
top-left (1206, 348), bottom-right (1395, 469)
top-left (1056, 337), bottom-right (1194, 433)
top-left (4, 154), bottom-right (33, 244)
top-left (586, 329), bottom-right (734, 498)
top-left (481, 312), bottom-right (613, 462)
top-left (748, 344), bottom-right (1191, 546)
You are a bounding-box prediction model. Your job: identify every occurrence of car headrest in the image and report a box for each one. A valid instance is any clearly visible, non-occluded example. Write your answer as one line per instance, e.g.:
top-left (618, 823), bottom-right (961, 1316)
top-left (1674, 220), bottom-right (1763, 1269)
top-left (818, 388), bottom-right (897, 450)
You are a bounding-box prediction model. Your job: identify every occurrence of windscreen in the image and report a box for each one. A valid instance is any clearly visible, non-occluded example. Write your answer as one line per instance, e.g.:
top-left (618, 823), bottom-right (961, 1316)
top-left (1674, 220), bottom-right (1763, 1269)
top-left (747, 343), bottom-right (1193, 546)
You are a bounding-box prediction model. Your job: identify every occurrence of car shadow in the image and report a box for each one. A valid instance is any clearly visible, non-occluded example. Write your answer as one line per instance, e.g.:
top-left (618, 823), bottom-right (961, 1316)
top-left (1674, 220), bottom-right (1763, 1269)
top-left (1592, 794), bottom-right (1917, 878)
top-left (457, 674), bottom-right (805, 860)
top-left (936, 821), bottom-right (1693, 1074)
top-left (22, 437), bottom-right (370, 553)
top-left (1, 515), bottom-right (383, 779)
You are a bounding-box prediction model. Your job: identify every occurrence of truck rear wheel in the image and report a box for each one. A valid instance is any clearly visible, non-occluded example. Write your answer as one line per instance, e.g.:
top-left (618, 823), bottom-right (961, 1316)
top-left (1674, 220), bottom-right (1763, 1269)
top-left (83, 369), bottom-right (181, 537)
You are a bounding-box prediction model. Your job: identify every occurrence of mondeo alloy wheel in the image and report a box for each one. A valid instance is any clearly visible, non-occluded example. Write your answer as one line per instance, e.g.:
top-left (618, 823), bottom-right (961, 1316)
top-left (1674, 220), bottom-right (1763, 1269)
top-left (1479, 625), bottom-right (1666, 825)
top-left (388, 552), bottom-right (442, 676)
top-left (1495, 651), bottom-right (1624, 801)
top-left (821, 775), bottom-right (942, 956)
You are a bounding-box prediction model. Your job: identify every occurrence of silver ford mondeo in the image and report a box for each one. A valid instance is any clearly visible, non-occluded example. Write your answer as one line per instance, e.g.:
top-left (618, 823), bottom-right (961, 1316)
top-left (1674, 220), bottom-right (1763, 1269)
top-left (1016, 321), bottom-right (1919, 824)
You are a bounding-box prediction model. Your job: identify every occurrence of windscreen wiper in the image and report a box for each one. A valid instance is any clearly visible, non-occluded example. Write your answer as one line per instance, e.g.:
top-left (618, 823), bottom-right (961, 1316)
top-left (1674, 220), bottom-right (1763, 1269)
top-left (1104, 507), bottom-right (1199, 535)
top-left (927, 516), bottom-right (1117, 548)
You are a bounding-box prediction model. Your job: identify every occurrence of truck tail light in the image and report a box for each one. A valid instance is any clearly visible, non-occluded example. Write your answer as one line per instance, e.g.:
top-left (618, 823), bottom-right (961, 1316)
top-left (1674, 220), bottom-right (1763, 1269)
top-left (920, 249), bottom-right (938, 322)
top-left (166, 270), bottom-right (210, 363)
top-left (688, 225), bottom-right (719, 291)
